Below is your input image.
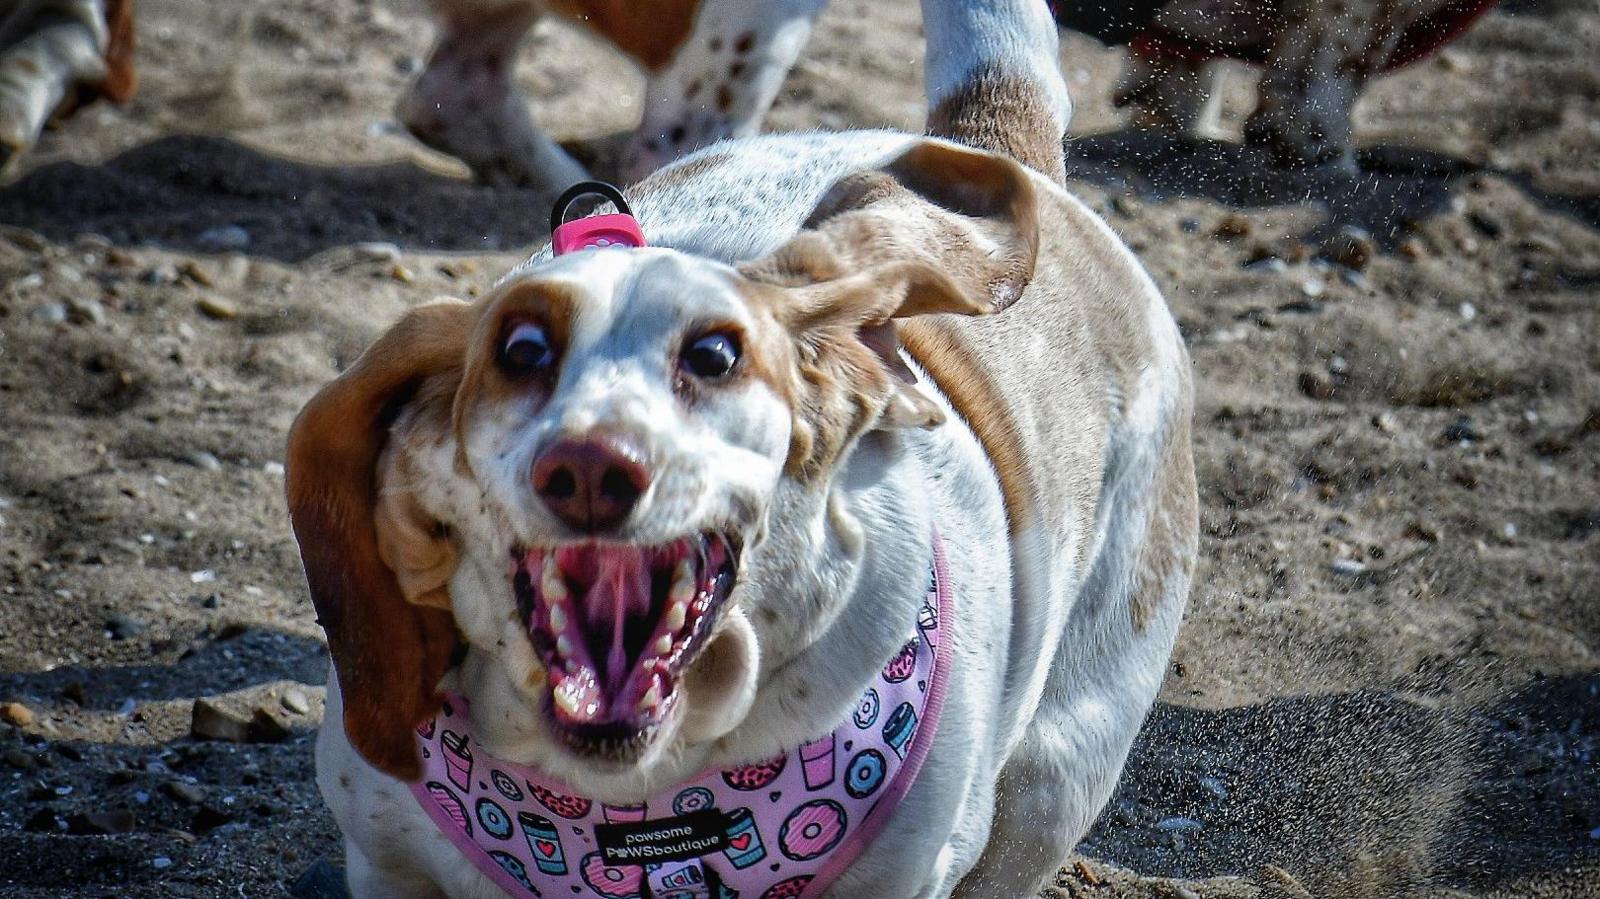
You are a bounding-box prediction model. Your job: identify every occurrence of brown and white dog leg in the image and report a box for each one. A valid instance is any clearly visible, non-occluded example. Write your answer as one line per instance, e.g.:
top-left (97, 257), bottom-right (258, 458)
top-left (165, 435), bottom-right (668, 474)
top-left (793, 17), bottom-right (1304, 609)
top-left (0, 0), bottom-right (133, 175)
top-left (920, 0), bottom-right (1071, 184)
top-left (620, 0), bottom-right (828, 182)
top-left (399, 0), bottom-right (587, 191)
top-left (1242, 0), bottom-right (1380, 169)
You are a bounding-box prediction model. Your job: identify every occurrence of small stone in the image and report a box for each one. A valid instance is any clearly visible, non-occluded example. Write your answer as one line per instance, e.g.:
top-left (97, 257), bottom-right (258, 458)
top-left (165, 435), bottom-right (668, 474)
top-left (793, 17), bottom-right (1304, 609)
top-left (29, 303), bottom-right (68, 324)
top-left (1213, 213), bottom-right (1251, 239)
top-left (66, 810), bottom-right (137, 835)
top-left (1467, 211), bottom-right (1503, 240)
top-left (66, 297), bottom-right (107, 326)
top-left (1157, 887), bottom-right (1201, 899)
top-left (196, 295), bottom-right (239, 320)
top-left (186, 451), bottom-right (223, 472)
top-left (1156, 816), bottom-right (1204, 833)
top-left (104, 615), bottom-right (146, 641)
top-left (191, 805), bottom-right (234, 833)
top-left (1, 701), bottom-right (34, 726)
top-left (281, 689), bottom-right (311, 715)
top-left (1198, 776), bottom-right (1228, 800)
top-left (290, 858), bottom-right (349, 899)
top-left (1300, 278), bottom-right (1325, 298)
top-left (1502, 521), bottom-right (1518, 540)
top-left (177, 260), bottom-right (214, 287)
top-left (1398, 238), bottom-right (1426, 261)
top-left (1331, 558), bottom-right (1368, 579)
top-left (247, 708), bottom-right (293, 743)
top-left (190, 699), bottom-right (251, 743)
top-left (165, 780), bottom-right (205, 804)
top-left (1373, 412), bottom-right (1398, 433)
top-left (151, 857), bottom-right (173, 870)
top-left (197, 225), bottom-right (251, 251)
top-left (354, 241), bottom-right (401, 263)
top-left (1321, 226), bottom-right (1375, 271)
top-left (262, 461), bottom-right (286, 476)
top-left (1244, 256), bottom-right (1288, 274)
top-left (390, 263), bottom-right (415, 284)
top-left (1258, 864), bottom-right (1314, 899)
top-left (1298, 371), bottom-right (1337, 400)
top-left (1459, 302), bottom-right (1477, 321)
top-left (142, 263), bottom-right (180, 285)
top-left (1443, 416), bottom-right (1481, 442)
top-left (1404, 520), bottom-right (1442, 543)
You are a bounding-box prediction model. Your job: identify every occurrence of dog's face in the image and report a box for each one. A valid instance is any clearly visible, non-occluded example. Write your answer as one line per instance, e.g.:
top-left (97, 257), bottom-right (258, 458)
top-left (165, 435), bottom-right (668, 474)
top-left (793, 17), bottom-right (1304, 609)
top-left (285, 140), bottom-right (1040, 782)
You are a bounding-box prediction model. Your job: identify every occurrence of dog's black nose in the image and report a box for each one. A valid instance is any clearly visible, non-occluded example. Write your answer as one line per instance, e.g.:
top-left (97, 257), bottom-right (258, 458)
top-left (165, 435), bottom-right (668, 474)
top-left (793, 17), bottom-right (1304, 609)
top-left (532, 435), bottom-right (651, 533)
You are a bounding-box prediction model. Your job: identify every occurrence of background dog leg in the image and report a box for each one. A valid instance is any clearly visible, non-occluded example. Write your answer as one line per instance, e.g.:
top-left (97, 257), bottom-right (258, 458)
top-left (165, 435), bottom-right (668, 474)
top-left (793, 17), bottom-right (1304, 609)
top-left (920, 0), bottom-right (1071, 183)
top-left (1113, 51), bottom-right (1216, 138)
top-left (398, 0), bottom-right (587, 191)
top-left (0, 0), bottom-right (121, 176)
top-left (623, 0), bottom-right (828, 182)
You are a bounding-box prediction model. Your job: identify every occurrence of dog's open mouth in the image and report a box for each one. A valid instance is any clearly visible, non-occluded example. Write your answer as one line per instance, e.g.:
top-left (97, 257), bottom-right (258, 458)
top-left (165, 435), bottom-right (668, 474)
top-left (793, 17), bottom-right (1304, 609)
top-left (512, 534), bottom-right (739, 754)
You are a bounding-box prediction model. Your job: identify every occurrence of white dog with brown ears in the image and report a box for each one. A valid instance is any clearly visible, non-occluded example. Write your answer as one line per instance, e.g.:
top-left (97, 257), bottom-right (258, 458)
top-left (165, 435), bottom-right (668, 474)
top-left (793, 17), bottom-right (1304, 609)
top-left (287, 2), bottom-right (1196, 896)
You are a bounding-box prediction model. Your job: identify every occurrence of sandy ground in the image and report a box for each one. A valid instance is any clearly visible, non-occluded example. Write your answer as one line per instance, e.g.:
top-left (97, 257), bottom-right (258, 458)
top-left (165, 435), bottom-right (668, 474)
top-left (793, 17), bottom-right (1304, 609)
top-left (1, 0), bottom-right (1597, 896)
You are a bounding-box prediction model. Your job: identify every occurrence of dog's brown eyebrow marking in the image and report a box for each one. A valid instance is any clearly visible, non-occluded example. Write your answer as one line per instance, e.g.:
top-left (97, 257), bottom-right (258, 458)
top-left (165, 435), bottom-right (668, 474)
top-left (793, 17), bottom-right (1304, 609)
top-left (451, 279), bottom-right (583, 474)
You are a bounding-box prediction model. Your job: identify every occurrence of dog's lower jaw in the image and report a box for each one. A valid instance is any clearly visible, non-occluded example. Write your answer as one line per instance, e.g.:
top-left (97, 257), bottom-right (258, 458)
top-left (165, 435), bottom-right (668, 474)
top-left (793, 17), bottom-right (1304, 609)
top-left (678, 608), bottom-right (761, 743)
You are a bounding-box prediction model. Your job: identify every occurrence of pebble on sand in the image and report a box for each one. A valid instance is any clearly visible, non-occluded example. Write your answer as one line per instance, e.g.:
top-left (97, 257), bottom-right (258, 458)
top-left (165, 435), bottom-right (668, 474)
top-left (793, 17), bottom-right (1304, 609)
top-left (1, 701), bottom-right (34, 726)
top-left (281, 689), bottom-right (311, 715)
top-left (196, 295), bottom-right (240, 320)
top-left (1331, 558), bottom-right (1369, 579)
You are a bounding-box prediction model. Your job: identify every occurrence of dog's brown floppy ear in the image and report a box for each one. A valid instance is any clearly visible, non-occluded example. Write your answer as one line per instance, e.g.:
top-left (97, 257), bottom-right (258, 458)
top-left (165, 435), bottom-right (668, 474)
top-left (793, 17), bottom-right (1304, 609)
top-left (742, 139), bottom-right (1040, 314)
top-left (739, 140), bottom-right (1040, 450)
top-left (286, 300), bottom-right (474, 781)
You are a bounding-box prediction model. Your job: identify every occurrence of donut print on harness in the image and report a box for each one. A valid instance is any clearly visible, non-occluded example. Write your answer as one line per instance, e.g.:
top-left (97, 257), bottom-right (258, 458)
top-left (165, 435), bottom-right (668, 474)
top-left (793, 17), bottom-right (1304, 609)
top-left (882, 639), bottom-right (918, 683)
top-left (476, 796), bottom-right (514, 840)
top-left (580, 851), bottom-right (645, 898)
top-left (778, 799), bottom-right (847, 861)
top-left (528, 781), bottom-right (592, 819)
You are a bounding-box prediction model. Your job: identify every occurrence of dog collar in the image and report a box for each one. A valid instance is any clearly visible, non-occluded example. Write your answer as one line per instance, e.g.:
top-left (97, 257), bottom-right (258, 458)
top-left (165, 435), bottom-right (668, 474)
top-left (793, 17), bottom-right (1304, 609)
top-left (551, 181), bottom-right (647, 255)
top-left (409, 534), bottom-right (952, 899)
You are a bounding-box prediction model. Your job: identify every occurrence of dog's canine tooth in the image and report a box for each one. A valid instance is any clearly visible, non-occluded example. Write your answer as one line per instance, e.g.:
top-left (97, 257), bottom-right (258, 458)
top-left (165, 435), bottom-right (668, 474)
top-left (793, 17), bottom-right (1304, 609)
top-left (549, 603), bottom-right (568, 633)
top-left (654, 633), bottom-right (673, 656)
top-left (636, 680), bottom-right (660, 713)
top-left (556, 634), bottom-right (575, 659)
top-left (541, 556), bottom-right (567, 601)
top-left (664, 600), bottom-right (687, 633)
top-left (669, 558), bottom-right (695, 605)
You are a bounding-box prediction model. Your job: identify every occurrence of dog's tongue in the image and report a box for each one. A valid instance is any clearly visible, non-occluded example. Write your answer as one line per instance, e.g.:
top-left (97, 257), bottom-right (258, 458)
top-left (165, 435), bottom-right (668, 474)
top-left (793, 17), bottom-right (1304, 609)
top-left (555, 545), bottom-right (653, 698)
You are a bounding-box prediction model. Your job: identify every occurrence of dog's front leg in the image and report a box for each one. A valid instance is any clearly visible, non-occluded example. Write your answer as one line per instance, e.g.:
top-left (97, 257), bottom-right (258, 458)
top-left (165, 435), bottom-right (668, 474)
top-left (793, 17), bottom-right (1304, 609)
top-left (398, 0), bottom-right (588, 191)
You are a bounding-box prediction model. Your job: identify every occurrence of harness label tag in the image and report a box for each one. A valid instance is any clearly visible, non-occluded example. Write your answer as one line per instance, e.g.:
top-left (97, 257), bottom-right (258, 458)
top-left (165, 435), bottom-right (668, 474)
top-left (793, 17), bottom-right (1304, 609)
top-left (594, 810), bottom-right (730, 864)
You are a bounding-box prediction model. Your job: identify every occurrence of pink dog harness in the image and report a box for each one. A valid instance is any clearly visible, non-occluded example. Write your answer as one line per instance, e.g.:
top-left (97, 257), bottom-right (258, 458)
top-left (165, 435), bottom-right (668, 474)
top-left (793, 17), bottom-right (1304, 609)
top-left (410, 537), bottom-right (952, 899)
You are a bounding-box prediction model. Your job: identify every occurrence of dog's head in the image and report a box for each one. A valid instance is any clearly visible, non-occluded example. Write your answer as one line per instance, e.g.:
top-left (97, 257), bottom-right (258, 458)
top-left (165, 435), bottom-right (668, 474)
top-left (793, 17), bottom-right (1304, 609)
top-left (286, 140), bottom-right (1038, 782)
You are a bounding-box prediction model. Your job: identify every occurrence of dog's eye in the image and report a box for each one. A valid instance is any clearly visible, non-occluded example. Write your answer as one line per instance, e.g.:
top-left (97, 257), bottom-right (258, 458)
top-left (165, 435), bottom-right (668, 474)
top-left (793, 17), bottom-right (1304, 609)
top-left (681, 332), bottom-right (740, 380)
top-left (502, 323), bottom-right (555, 373)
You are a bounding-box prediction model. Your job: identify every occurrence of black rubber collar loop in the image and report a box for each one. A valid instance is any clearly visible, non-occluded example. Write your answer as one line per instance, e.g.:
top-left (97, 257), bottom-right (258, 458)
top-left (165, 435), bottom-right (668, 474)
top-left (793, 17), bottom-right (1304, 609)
top-left (550, 181), bottom-right (634, 233)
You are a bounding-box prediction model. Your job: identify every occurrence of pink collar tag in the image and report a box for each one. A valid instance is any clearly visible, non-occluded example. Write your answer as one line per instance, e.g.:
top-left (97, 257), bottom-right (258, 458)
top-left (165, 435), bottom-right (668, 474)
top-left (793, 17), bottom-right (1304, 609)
top-left (551, 181), bottom-right (646, 255)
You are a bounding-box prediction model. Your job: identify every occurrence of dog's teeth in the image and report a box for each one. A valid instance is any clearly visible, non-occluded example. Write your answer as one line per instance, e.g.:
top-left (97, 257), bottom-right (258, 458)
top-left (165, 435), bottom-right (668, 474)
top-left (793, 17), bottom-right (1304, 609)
top-left (636, 681), bottom-right (660, 713)
top-left (556, 635), bottom-right (575, 659)
top-left (548, 604), bottom-right (567, 633)
top-left (553, 681), bottom-right (581, 717)
top-left (654, 634), bottom-right (674, 656)
top-left (670, 559), bottom-right (695, 604)
top-left (541, 557), bottom-right (567, 601)
top-left (665, 600), bottom-right (687, 633)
